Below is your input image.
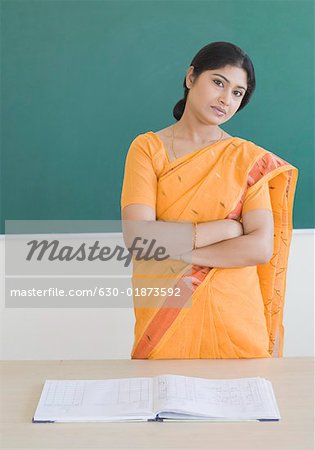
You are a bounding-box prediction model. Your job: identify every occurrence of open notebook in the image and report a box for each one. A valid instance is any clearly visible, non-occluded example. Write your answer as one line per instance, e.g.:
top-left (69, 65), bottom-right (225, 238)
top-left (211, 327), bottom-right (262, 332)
top-left (32, 374), bottom-right (281, 423)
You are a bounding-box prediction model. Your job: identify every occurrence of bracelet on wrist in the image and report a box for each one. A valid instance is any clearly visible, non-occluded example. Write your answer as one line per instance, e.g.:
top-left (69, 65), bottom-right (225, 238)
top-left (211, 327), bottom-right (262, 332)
top-left (193, 222), bottom-right (198, 250)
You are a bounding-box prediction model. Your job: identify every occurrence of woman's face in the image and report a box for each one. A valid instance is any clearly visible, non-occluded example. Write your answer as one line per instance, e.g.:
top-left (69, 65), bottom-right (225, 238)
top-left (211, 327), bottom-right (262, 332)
top-left (185, 65), bottom-right (248, 124)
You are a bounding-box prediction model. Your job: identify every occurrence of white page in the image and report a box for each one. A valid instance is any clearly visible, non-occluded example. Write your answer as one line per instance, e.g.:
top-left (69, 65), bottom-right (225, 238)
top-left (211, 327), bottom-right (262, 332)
top-left (33, 378), bottom-right (154, 422)
top-left (153, 374), bottom-right (280, 420)
top-left (157, 412), bottom-right (258, 422)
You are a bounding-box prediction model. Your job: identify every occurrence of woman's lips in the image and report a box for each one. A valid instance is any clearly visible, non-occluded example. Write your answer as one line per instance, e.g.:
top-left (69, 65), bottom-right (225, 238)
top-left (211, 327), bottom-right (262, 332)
top-left (211, 106), bottom-right (226, 117)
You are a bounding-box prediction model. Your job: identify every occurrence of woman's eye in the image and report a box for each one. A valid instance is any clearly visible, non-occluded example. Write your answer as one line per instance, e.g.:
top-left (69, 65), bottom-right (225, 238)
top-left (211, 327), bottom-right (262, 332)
top-left (213, 79), bottom-right (243, 97)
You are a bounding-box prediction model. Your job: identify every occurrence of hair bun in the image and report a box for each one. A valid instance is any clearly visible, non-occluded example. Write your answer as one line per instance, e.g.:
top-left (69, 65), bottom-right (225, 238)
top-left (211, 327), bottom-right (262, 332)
top-left (173, 98), bottom-right (186, 121)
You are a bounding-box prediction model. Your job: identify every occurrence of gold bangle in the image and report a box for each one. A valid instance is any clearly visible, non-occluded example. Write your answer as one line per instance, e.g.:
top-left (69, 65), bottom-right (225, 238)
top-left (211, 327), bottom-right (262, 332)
top-left (193, 222), bottom-right (197, 250)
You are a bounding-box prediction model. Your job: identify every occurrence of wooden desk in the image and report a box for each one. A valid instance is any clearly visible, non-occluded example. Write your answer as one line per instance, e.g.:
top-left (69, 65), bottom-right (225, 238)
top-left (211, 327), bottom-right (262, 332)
top-left (1, 358), bottom-right (314, 449)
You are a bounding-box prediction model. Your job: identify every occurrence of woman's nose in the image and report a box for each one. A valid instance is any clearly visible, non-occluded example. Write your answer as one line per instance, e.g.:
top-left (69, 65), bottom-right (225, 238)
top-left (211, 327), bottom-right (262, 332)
top-left (219, 91), bottom-right (231, 106)
top-left (219, 95), bottom-right (230, 106)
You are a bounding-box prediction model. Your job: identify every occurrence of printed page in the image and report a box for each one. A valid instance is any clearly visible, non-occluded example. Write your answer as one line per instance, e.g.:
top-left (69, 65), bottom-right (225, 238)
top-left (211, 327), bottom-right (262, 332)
top-left (153, 374), bottom-right (280, 420)
top-left (33, 377), bottom-right (154, 422)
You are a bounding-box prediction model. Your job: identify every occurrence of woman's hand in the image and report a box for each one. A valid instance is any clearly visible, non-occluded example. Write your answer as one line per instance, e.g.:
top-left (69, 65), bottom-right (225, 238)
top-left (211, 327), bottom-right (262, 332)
top-left (227, 219), bottom-right (244, 239)
top-left (177, 219), bottom-right (244, 265)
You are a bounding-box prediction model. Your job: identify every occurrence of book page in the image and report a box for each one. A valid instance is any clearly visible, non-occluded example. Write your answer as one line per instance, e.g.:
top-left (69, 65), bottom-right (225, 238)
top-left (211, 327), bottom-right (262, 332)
top-left (153, 374), bottom-right (280, 420)
top-left (33, 377), bottom-right (154, 422)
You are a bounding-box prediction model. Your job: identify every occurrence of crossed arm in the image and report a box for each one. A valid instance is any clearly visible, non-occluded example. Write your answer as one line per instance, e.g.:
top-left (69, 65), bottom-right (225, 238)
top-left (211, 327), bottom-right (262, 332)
top-left (121, 204), bottom-right (274, 268)
top-left (182, 209), bottom-right (274, 267)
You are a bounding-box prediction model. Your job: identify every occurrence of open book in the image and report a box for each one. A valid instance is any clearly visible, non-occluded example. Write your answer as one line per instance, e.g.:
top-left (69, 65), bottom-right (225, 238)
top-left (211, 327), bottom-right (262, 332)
top-left (32, 374), bottom-right (281, 423)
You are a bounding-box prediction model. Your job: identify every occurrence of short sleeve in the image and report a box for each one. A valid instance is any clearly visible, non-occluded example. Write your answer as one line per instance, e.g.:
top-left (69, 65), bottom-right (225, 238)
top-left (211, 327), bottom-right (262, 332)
top-left (242, 181), bottom-right (272, 214)
top-left (120, 135), bottom-right (157, 211)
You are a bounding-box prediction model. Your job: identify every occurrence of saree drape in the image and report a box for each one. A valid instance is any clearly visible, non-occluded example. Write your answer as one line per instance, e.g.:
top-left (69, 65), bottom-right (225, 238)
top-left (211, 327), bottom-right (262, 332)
top-left (120, 131), bottom-right (298, 359)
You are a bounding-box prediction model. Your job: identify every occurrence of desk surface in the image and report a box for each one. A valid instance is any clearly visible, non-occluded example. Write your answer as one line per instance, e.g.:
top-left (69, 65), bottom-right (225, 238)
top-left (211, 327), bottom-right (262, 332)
top-left (1, 357), bottom-right (314, 450)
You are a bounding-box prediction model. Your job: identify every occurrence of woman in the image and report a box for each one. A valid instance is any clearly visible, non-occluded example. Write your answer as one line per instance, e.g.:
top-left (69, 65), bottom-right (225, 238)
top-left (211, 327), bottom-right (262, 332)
top-left (120, 41), bottom-right (298, 359)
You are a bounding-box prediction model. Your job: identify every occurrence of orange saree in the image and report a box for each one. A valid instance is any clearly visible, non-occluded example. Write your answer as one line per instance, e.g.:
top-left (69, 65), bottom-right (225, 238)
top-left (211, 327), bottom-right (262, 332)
top-left (120, 131), bottom-right (298, 359)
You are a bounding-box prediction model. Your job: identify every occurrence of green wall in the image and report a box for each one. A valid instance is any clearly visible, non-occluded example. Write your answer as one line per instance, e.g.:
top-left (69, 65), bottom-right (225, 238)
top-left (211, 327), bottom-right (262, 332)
top-left (1, 0), bottom-right (314, 232)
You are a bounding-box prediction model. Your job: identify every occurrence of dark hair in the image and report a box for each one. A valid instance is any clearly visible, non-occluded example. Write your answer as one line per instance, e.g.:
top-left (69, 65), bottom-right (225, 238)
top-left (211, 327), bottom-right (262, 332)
top-left (173, 41), bottom-right (256, 121)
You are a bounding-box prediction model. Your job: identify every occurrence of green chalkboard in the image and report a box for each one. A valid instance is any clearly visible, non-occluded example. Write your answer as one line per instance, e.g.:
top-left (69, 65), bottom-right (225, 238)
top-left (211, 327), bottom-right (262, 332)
top-left (1, 0), bottom-right (314, 232)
